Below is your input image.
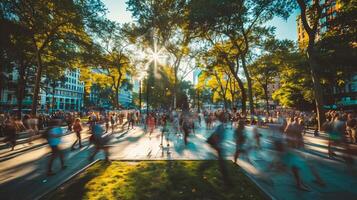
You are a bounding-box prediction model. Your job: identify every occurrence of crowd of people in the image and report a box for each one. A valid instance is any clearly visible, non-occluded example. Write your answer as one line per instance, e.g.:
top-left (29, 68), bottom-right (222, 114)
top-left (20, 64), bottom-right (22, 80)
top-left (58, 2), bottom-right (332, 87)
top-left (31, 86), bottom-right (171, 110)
top-left (0, 108), bottom-right (356, 185)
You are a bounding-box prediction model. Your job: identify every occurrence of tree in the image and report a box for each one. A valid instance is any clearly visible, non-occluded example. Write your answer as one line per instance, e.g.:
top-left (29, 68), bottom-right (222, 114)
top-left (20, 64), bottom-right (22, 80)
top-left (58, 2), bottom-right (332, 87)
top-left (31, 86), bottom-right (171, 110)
top-left (250, 39), bottom-right (296, 113)
top-left (271, 48), bottom-right (315, 110)
top-left (188, 0), bottom-right (294, 115)
top-left (315, 0), bottom-right (357, 101)
top-left (93, 21), bottom-right (134, 109)
top-left (2, 0), bottom-right (106, 115)
top-left (127, 0), bottom-right (195, 109)
top-left (296, 0), bottom-right (326, 129)
top-left (0, 13), bottom-right (35, 117)
top-left (197, 51), bottom-right (239, 109)
top-left (250, 56), bottom-right (278, 113)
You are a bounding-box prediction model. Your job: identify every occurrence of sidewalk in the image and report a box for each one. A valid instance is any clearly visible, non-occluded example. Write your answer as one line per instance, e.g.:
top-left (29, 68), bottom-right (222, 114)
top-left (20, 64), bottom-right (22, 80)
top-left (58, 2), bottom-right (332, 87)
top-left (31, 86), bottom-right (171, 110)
top-left (0, 123), bottom-right (128, 162)
top-left (0, 126), bottom-right (69, 150)
top-left (1, 122), bottom-right (356, 200)
top-left (221, 126), bottom-right (357, 200)
top-left (0, 125), bottom-right (131, 200)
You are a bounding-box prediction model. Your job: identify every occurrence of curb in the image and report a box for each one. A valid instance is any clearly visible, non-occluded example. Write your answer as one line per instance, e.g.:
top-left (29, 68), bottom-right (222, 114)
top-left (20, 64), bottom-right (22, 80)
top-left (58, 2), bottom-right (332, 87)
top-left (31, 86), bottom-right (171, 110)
top-left (233, 160), bottom-right (276, 200)
top-left (0, 131), bottom-right (74, 161)
top-left (0, 125), bottom-right (126, 162)
top-left (36, 159), bottom-right (100, 200)
top-left (0, 143), bottom-right (47, 162)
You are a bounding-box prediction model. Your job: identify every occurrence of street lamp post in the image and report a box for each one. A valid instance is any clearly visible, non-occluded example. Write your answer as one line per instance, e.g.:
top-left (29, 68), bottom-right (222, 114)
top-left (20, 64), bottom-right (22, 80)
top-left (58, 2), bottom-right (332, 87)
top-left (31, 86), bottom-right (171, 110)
top-left (139, 80), bottom-right (142, 113)
top-left (146, 77), bottom-right (149, 116)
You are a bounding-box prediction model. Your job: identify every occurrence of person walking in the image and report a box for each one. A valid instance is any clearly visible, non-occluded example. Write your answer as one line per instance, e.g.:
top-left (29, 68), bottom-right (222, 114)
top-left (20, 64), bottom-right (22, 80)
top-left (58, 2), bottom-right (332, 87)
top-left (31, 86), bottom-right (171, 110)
top-left (4, 117), bottom-right (17, 151)
top-left (128, 112), bottom-right (134, 130)
top-left (251, 119), bottom-right (262, 150)
top-left (45, 119), bottom-right (66, 176)
top-left (346, 113), bottom-right (356, 144)
top-left (104, 115), bottom-right (110, 133)
top-left (71, 118), bottom-right (83, 150)
top-left (207, 111), bottom-right (231, 186)
top-left (181, 113), bottom-right (192, 146)
top-left (160, 114), bottom-right (170, 147)
top-left (66, 113), bottom-right (73, 133)
top-left (89, 123), bottom-right (110, 162)
top-left (233, 119), bottom-right (247, 163)
top-left (147, 113), bottom-right (155, 136)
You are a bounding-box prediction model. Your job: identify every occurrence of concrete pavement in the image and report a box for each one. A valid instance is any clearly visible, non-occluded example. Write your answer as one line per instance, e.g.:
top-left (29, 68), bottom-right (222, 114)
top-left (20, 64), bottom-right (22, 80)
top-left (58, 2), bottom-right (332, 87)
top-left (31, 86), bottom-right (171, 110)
top-left (0, 122), bottom-right (356, 200)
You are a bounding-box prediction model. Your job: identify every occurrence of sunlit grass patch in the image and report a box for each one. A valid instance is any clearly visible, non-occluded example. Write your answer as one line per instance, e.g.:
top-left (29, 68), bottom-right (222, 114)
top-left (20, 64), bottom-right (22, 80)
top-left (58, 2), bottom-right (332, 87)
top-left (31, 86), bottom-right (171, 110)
top-left (44, 160), bottom-right (268, 200)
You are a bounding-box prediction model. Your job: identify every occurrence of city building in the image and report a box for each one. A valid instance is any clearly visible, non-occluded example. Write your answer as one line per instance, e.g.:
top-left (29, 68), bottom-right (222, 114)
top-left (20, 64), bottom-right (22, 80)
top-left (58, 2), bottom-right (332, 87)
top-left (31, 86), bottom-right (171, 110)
top-left (0, 68), bottom-right (33, 112)
top-left (297, 0), bottom-right (356, 109)
top-left (88, 85), bottom-right (112, 110)
top-left (325, 74), bottom-right (357, 110)
top-left (0, 68), bottom-right (84, 112)
top-left (297, 0), bottom-right (341, 50)
top-left (87, 72), bottom-right (134, 110)
top-left (40, 69), bottom-right (84, 112)
top-left (118, 79), bottom-right (133, 108)
top-left (192, 69), bottom-right (202, 86)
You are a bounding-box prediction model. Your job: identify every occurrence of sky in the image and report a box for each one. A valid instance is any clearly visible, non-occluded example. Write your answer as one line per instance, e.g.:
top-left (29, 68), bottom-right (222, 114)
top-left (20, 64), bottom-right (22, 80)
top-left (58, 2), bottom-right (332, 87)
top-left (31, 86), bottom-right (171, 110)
top-left (102, 0), bottom-right (299, 82)
top-left (102, 0), bottom-right (299, 41)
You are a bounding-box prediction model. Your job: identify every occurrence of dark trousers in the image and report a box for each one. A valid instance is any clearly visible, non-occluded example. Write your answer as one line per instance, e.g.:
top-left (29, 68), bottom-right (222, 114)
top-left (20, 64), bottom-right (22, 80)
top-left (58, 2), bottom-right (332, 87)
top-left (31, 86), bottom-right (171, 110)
top-left (48, 146), bottom-right (64, 172)
top-left (71, 131), bottom-right (82, 148)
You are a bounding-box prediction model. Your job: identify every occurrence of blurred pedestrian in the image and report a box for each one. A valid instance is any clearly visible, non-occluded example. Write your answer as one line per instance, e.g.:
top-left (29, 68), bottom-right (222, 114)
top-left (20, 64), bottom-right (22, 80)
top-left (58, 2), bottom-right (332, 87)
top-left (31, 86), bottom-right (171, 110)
top-left (104, 115), bottom-right (110, 133)
top-left (207, 111), bottom-right (231, 186)
top-left (181, 113), bottom-right (192, 145)
top-left (89, 123), bottom-right (110, 162)
top-left (251, 119), bottom-right (262, 149)
top-left (45, 119), bottom-right (66, 176)
top-left (127, 112), bottom-right (134, 130)
top-left (66, 114), bottom-right (73, 132)
top-left (346, 114), bottom-right (356, 144)
top-left (234, 119), bottom-right (246, 163)
top-left (71, 118), bottom-right (83, 150)
top-left (147, 113), bottom-right (155, 136)
top-left (4, 117), bottom-right (17, 151)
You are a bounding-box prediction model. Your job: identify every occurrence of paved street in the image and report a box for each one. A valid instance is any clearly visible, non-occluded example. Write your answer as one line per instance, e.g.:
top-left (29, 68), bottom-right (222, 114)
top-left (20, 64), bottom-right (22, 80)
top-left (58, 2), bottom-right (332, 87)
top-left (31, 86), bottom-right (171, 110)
top-left (0, 123), bottom-right (357, 200)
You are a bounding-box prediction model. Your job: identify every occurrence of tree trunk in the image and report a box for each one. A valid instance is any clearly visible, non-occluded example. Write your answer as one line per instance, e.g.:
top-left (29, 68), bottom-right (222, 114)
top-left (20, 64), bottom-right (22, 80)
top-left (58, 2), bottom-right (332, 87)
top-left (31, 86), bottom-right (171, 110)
top-left (31, 51), bottom-right (43, 115)
top-left (228, 77), bottom-right (235, 109)
top-left (114, 72), bottom-right (122, 109)
top-left (235, 75), bottom-right (247, 115)
top-left (297, 0), bottom-right (324, 130)
top-left (241, 56), bottom-right (254, 115)
top-left (307, 47), bottom-right (325, 130)
top-left (197, 91), bottom-right (200, 112)
top-left (52, 84), bottom-right (56, 114)
top-left (114, 86), bottom-right (120, 109)
top-left (263, 85), bottom-right (269, 114)
top-left (139, 80), bottom-right (142, 112)
top-left (223, 98), bottom-right (228, 110)
top-left (17, 62), bottom-right (26, 119)
top-left (227, 59), bottom-right (247, 115)
top-left (173, 67), bottom-right (178, 109)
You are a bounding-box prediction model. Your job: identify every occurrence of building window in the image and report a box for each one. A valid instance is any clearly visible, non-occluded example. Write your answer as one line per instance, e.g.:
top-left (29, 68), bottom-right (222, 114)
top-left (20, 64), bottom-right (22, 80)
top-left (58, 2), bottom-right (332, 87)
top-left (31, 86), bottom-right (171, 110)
top-left (351, 83), bottom-right (357, 92)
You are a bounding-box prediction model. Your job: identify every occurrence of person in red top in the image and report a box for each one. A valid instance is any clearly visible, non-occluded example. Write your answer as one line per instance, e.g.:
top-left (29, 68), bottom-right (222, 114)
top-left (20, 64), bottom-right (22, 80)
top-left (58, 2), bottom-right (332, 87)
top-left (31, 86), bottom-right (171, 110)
top-left (147, 113), bottom-right (155, 136)
top-left (71, 118), bottom-right (83, 150)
